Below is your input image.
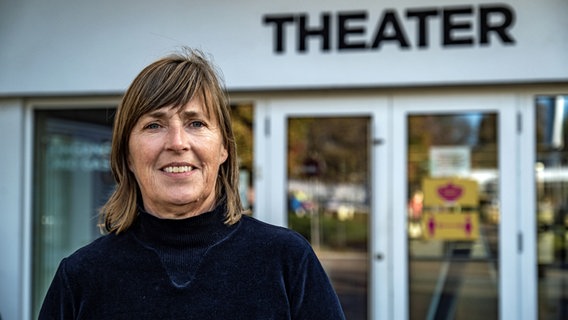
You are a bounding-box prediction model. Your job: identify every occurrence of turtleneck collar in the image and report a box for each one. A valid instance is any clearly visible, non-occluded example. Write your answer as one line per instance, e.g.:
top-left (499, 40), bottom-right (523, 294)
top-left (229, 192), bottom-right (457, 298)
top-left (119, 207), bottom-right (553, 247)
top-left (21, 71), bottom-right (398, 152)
top-left (133, 203), bottom-right (234, 249)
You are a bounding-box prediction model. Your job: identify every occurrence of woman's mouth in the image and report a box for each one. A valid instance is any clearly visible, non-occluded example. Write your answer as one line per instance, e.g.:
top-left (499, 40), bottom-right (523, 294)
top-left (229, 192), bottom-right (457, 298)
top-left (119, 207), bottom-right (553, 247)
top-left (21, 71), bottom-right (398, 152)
top-left (162, 165), bottom-right (194, 173)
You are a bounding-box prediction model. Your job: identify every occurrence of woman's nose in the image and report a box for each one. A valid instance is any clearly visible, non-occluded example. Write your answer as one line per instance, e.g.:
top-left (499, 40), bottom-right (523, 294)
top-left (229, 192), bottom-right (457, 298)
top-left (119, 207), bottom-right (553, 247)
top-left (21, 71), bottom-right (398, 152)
top-left (165, 125), bottom-right (189, 152)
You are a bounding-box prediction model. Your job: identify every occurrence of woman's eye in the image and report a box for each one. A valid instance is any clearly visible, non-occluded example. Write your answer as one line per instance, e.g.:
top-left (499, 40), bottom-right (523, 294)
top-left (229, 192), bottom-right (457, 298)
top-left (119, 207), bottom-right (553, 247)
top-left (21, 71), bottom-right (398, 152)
top-left (144, 123), bottom-right (161, 130)
top-left (189, 121), bottom-right (205, 128)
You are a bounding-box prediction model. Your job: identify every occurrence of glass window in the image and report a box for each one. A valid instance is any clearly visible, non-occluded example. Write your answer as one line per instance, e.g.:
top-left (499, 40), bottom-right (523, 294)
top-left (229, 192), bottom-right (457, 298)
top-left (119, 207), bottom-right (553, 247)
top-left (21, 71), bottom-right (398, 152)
top-left (32, 109), bottom-right (115, 318)
top-left (407, 112), bottom-right (499, 319)
top-left (32, 104), bottom-right (254, 317)
top-left (286, 117), bottom-right (370, 320)
top-left (230, 103), bottom-right (254, 213)
top-left (535, 95), bottom-right (568, 320)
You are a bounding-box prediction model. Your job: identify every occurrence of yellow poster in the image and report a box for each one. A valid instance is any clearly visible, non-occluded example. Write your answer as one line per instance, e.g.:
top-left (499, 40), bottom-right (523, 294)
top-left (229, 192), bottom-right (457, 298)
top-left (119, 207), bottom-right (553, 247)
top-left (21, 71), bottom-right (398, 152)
top-left (421, 212), bottom-right (479, 240)
top-left (422, 178), bottom-right (478, 207)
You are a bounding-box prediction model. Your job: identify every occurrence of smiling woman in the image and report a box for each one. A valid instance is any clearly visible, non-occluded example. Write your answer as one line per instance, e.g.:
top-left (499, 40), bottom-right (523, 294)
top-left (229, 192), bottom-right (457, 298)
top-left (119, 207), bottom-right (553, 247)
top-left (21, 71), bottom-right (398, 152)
top-left (127, 97), bottom-right (229, 220)
top-left (102, 49), bottom-right (242, 233)
top-left (38, 48), bottom-right (346, 320)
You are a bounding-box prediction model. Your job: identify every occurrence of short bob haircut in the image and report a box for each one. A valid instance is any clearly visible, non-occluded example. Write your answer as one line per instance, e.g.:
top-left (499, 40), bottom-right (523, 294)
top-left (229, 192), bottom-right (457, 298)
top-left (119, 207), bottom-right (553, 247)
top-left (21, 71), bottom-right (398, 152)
top-left (100, 48), bottom-right (243, 234)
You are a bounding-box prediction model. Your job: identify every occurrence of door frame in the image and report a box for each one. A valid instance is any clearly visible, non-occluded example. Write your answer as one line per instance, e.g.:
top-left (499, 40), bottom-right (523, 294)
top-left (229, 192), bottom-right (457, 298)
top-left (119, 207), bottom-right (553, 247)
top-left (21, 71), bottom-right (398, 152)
top-left (254, 95), bottom-right (392, 319)
top-left (392, 92), bottom-right (534, 319)
top-left (519, 95), bottom-right (537, 320)
top-left (253, 91), bottom-right (537, 319)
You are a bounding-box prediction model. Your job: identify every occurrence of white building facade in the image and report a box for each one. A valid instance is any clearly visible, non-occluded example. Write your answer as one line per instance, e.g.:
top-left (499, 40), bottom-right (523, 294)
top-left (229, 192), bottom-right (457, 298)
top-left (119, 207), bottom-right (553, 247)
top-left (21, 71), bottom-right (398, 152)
top-left (1, 0), bottom-right (567, 319)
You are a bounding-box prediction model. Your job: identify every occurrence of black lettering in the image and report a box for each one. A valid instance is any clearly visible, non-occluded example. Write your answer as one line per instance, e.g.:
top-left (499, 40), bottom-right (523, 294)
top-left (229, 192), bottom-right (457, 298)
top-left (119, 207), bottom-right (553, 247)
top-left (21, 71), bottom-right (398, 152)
top-left (479, 5), bottom-right (515, 45)
top-left (298, 13), bottom-right (331, 52)
top-left (263, 15), bottom-right (295, 53)
top-left (443, 7), bottom-right (474, 46)
top-left (263, 4), bottom-right (517, 54)
top-left (406, 8), bottom-right (439, 48)
top-left (371, 10), bottom-right (410, 49)
top-left (338, 11), bottom-right (368, 50)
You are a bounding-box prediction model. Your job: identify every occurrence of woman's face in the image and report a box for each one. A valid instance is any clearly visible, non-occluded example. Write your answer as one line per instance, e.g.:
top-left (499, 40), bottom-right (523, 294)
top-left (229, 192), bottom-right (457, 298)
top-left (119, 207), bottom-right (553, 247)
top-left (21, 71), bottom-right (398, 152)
top-left (128, 97), bottom-right (228, 219)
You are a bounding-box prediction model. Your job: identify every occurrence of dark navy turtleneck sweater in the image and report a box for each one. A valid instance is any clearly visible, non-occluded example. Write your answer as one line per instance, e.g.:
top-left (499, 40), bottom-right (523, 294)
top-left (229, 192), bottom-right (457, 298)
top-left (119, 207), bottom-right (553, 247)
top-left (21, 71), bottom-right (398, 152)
top-left (39, 205), bottom-right (346, 319)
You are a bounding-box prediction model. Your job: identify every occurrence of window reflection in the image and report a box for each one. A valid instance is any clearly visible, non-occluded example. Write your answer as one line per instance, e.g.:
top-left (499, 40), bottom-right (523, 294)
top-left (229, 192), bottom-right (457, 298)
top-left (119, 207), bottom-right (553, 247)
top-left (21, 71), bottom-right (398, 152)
top-left (229, 103), bottom-right (254, 213)
top-left (287, 117), bottom-right (370, 320)
top-left (407, 113), bottom-right (499, 320)
top-left (535, 95), bottom-right (568, 320)
top-left (32, 109), bottom-right (115, 318)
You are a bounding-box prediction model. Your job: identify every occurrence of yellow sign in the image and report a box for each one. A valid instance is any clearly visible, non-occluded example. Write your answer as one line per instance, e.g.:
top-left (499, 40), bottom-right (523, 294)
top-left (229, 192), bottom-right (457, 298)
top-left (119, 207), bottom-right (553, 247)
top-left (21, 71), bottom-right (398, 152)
top-left (421, 212), bottom-right (479, 240)
top-left (422, 178), bottom-right (478, 206)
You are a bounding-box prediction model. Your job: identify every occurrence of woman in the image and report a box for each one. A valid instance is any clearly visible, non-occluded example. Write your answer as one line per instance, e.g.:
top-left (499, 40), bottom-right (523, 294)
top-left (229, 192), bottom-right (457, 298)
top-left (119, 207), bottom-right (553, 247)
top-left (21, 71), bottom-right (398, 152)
top-left (39, 49), bottom-right (346, 319)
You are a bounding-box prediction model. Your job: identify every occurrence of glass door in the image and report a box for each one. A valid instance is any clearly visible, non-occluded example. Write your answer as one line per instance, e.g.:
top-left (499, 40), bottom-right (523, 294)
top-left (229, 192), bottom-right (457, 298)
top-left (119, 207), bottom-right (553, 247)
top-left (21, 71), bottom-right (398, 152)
top-left (392, 94), bottom-right (522, 319)
top-left (287, 116), bottom-right (370, 320)
top-left (257, 97), bottom-right (390, 320)
top-left (535, 95), bottom-right (568, 320)
top-left (259, 93), bottom-right (532, 319)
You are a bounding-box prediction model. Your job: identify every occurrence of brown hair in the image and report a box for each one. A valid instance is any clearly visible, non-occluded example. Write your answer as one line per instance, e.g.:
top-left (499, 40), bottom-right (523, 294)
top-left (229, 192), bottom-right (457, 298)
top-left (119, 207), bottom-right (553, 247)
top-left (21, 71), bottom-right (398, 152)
top-left (100, 48), bottom-right (243, 234)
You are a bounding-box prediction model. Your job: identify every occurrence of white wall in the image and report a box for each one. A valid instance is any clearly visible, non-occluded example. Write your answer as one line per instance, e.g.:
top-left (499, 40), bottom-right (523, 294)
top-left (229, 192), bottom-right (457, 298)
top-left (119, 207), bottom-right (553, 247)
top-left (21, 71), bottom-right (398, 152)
top-left (0, 0), bottom-right (567, 95)
top-left (0, 100), bottom-right (25, 320)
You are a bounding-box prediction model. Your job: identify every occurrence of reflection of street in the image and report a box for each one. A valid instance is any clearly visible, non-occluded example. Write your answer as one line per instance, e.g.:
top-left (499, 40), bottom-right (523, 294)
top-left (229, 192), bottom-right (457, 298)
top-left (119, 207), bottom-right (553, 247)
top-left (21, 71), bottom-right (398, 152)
top-left (538, 266), bottom-right (568, 319)
top-left (317, 251), bottom-right (368, 320)
top-left (410, 259), bottom-right (498, 320)
top-left (409, 223), bottom-right (499, 320)
top-left (317, 249), bottom-right (501, 320)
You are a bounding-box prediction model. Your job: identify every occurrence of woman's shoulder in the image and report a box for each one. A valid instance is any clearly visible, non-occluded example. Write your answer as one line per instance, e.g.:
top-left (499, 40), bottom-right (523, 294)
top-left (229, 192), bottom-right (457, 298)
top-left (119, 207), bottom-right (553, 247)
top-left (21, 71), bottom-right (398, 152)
top-left (62, 232), bottom-right (134, 271)
top-left (239, 214), bottom-right (303, 236)
top-left (237, 215), bottom-right (313, 252)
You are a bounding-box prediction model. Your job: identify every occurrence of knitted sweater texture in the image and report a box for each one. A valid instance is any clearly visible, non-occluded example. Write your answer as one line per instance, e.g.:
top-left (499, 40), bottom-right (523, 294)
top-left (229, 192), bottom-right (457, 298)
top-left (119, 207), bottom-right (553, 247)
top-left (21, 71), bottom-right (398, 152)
top-left (39, 205), bottom-right (346, 319)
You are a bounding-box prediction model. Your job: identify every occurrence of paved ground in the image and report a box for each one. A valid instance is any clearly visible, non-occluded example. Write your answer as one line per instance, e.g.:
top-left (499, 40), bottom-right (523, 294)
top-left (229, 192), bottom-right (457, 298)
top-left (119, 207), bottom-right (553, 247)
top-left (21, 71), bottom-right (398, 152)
top-left (317, 251), bottom-right (368, 320)
top-left (316, 250), bottom-right (501, 320)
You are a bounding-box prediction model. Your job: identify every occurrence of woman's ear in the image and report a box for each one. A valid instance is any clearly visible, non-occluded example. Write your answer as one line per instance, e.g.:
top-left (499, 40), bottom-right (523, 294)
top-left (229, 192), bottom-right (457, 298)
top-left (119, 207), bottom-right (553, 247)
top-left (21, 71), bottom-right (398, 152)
top-left (126, 154), bottom-right (134, 173)
top-left (220, 145), bottom-right (228, 164)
